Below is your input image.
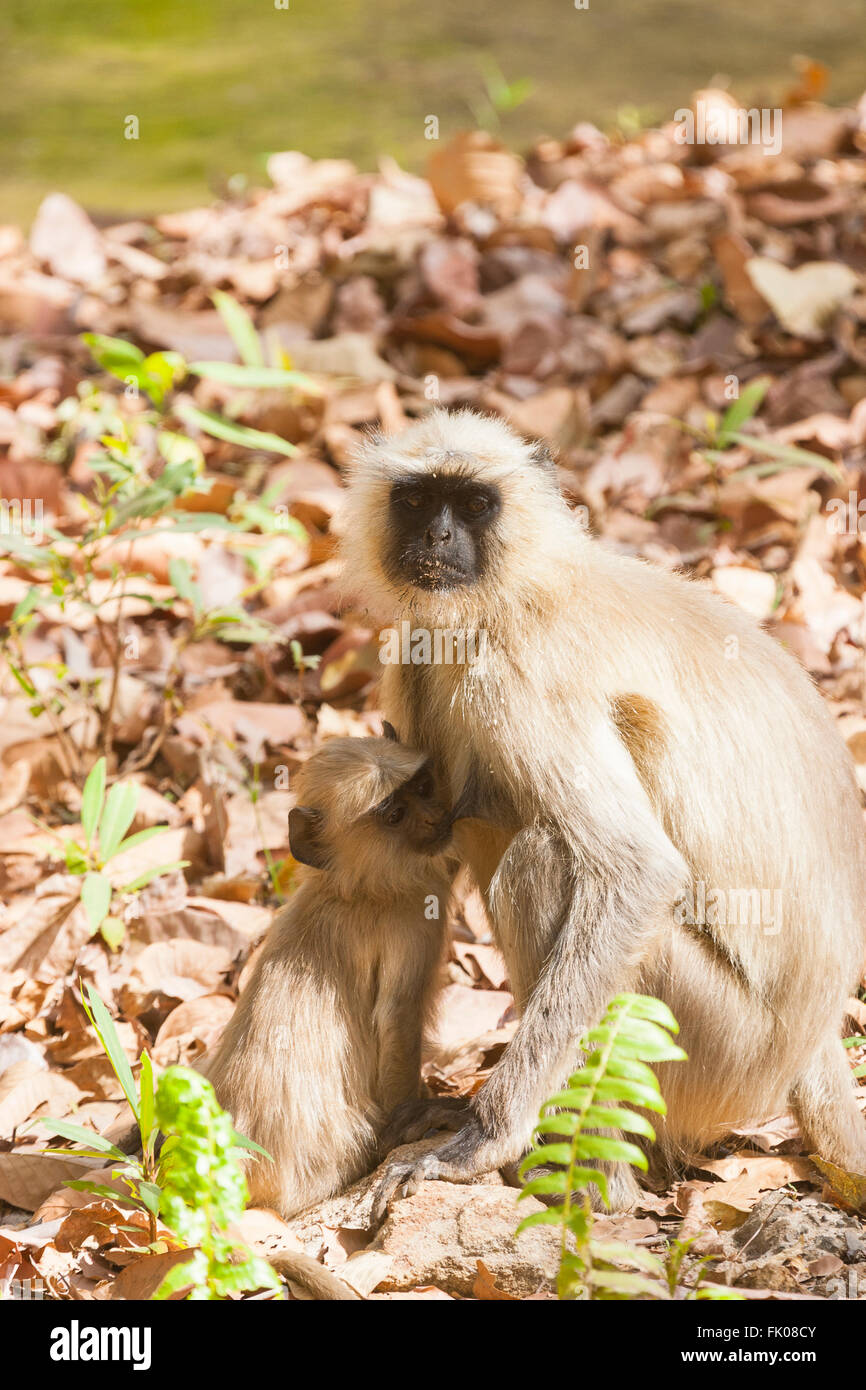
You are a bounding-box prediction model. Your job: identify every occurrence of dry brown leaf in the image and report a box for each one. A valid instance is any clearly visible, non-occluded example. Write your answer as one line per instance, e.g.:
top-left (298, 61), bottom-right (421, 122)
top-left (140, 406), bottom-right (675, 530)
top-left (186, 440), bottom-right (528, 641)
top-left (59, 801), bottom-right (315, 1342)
top-left (592, 1214), bottom-right (658, 1242)
top-left (235, 1206), bottom-right (303, 1252)
top-left (473, 1258), bottom-right (519, 1301)
top-left (710, 566), bottom-right (779, 619)
top-left (0, 1151), bottom-right (104, 1211)
top-left (54, 1056), bottom-right (124, 1103)
top-left (0, 882), bottom-right (86, 977)
top-left (0, 758), bottom-right (31, 816)
top-left (745, 258), bottom-right (860, 338)
top-left (391, 311), bottom-right (501, 369)
top-left (55, 1201), bottom-right (174, 1256)
top-left (430, 985), bottom-right (514, 1057)
top-left (695, 1152), bottom-right (817, 1225)
top-left (427, 131), bottom-right (523, 218)
top-left (809, 1154), bottom-right (866, 1212)
top-left (729, 1113), bottom-right (802, 1153)
top-left (109, 1248), bottom-right (194, 1300)
top-left (154, 993), bottom-right (235, 1048)
top-left (30, 193), bottom-right (107, 285)
top-left (121, 939), bottom-right (233, 1016)
top-left (712, 231), bottom-right (769, 326)
top-left (174, 698), bottom-right (306, 750)
top-left (0, 1067), bottom-right (81, 1137)
top-left (695, 1152), bottom-right (815, 1184)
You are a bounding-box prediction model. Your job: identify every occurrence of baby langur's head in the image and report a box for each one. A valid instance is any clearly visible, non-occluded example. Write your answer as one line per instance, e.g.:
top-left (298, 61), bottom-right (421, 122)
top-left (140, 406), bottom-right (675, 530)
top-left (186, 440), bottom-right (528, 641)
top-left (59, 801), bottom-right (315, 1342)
top-left (288, 728), bottom-right (453, 891)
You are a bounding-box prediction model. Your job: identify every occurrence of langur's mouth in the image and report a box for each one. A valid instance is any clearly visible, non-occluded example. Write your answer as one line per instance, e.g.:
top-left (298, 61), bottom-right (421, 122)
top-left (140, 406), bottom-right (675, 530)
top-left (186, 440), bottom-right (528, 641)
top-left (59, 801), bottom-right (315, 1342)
top-left (404, 562), bottom-right (471, 591)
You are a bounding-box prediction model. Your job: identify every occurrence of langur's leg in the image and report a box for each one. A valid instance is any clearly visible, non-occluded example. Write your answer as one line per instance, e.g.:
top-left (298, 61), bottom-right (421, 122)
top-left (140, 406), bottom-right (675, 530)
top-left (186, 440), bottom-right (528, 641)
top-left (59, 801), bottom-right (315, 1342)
top-left (373, 821), bottom-right (684, 1223)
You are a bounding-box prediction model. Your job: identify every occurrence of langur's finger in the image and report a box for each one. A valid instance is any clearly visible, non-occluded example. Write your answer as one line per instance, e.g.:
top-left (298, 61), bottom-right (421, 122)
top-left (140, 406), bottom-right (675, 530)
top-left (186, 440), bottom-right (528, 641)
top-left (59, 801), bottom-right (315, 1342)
top-left (371, 1164), bottom-right (411, 1223)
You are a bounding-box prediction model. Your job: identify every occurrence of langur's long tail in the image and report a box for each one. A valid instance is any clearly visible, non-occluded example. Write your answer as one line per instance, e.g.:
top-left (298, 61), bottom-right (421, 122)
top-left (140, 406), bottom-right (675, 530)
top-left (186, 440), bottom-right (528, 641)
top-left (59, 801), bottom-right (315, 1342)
top-left (270, 1250), bottom-right (362, 1301)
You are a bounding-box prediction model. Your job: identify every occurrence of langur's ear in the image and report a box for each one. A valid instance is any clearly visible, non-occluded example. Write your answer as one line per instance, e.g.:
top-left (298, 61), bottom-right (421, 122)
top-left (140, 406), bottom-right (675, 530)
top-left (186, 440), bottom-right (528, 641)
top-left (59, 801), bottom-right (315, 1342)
top-left (382, 721), bottom-right (400, 742)
top-left (529, 440), bottom-right (556, 471)
top-left (289, 807), bottom-right (327, 868)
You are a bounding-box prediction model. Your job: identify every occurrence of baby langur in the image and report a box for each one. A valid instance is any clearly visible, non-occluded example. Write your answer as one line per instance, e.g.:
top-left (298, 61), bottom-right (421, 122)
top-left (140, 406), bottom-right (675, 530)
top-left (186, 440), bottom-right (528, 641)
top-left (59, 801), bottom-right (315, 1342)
top-left (207, 730), bottom-right (465, 1241)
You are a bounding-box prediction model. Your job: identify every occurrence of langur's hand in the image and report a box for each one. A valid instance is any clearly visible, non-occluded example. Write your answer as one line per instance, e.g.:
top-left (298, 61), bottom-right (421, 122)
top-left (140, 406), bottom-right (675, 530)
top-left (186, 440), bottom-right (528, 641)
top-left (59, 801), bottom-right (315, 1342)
top-left (372, 1115), bottom-right (503, 1224)
top-left (377, 1095), bottom-right (472, 1159)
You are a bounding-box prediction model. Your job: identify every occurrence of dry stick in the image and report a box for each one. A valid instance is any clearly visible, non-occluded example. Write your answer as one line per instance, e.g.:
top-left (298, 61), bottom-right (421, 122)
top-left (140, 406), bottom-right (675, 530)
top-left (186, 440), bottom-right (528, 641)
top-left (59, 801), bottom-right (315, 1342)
top-left (735, 1191), bottom-right (789, 1259)
top-left (98, 540), bottom-right (135, 763)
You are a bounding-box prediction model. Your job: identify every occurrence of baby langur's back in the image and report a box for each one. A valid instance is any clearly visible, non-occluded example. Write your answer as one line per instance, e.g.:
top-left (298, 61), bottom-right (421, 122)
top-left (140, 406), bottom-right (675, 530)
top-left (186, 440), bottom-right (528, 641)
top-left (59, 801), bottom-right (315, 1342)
top-left (207, 731), bottom-right (457, 1218)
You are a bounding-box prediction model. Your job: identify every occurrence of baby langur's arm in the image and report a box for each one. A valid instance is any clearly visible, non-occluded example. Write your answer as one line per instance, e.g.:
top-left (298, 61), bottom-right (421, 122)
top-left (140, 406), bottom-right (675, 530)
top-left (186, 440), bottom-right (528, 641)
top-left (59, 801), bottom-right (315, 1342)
top-left (371, 771), bottom-right (504, 1156)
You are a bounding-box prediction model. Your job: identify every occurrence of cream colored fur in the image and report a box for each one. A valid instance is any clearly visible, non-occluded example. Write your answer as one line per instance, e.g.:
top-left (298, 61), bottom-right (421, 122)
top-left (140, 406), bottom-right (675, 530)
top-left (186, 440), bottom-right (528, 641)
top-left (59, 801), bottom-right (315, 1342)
top-left (342, 409), bottom-right (866, 1196)
top-left (207, 738), bottom-right (452, 1218)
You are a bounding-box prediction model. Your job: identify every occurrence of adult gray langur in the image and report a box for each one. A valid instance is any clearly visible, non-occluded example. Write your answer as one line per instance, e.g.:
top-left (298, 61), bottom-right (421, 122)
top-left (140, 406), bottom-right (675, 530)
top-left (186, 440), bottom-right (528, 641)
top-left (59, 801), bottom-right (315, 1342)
top-left (341, 408), bottom-right (866, 1213)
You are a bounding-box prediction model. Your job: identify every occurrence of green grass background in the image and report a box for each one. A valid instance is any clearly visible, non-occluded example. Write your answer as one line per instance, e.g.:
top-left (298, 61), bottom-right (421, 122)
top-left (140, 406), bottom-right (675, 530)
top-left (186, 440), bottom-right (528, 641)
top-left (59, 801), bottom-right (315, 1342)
top-left (1, 0), bottom-right (863, 223)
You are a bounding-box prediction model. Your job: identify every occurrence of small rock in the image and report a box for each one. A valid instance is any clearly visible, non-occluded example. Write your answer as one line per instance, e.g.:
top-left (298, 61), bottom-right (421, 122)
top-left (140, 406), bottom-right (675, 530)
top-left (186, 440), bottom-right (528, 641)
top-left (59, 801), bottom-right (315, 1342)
top-left (732, 1192), bottom-right (865, 1264)
top-left (368, 1180), bottom-right (559, 1297)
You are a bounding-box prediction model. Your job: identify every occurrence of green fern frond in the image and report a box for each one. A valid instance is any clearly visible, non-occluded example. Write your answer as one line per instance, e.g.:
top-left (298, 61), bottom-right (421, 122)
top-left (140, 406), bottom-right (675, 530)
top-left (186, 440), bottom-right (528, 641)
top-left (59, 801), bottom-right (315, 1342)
top-left (517, 992), bottom-right (687, 1299)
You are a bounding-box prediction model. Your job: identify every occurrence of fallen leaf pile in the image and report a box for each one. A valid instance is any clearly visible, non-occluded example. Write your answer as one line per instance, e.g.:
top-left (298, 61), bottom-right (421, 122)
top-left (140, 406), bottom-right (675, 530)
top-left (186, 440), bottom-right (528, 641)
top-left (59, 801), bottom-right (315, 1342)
top-left (1, 72), bottom-right (866, 1299)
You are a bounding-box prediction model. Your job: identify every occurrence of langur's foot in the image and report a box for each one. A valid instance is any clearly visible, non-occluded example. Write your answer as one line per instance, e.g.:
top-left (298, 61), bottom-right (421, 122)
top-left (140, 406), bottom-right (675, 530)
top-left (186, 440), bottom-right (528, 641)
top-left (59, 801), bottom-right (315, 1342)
top-left (372, 1116), bottom-right (510, 1223)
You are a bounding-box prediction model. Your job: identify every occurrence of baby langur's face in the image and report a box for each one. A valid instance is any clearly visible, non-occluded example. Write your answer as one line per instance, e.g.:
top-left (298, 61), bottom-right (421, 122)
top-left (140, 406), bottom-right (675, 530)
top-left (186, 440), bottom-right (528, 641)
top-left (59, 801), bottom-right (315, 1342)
top-left (369, 761), bottom-right (453, 855)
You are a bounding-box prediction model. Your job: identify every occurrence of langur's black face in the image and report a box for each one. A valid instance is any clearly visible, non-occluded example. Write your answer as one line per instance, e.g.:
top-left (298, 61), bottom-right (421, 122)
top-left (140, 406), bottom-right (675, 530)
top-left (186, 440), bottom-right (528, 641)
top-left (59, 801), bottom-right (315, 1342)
top-left (371, 762), bottom-right (454, 854)
top-left (386, 473), bottom-right (501, 591)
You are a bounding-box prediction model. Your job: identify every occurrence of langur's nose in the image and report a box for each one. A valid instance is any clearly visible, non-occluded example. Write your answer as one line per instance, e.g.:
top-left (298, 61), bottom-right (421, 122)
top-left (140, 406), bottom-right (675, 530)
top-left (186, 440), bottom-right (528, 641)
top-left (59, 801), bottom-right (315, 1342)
top-left (425, 506), bottom-right (453, 546)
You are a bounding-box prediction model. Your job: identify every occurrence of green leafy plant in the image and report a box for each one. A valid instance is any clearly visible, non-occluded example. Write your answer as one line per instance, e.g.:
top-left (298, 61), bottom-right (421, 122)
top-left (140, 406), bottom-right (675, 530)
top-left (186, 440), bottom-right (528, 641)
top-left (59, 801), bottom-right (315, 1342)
top-left (661, 1232), bottom-right (738, 1300)
top-left (168, 555), bottom-right (274, 647)
top-left (82, 288), bottom-right (316, 453)
top-left (518, 993), bottom-right (739, 1300)
top-left (649, 377), bottom-right (842, 524)
top-left (289, 637), bottom-right (321, 702)
top-left (470, 58), bottom-right (533, 130)
top-left (248, 761), bottom-right (290, 904)
top-left (0, 424), bottom-right (216, 775)
top-left (614, 104), bottom-right (661, 138)
top-left (32, 981), bottom-right (167, 1242)
top-left (0, 293), bottom-right (313, 777)
top-left (687, 377), bottom-right (838, 481)
top-left (34, 984), bottom-right (277, 1298)
top-left (152, 1066), bottom-right (281, 1300)
top-left (61, 756), bottom-right (185, 949)
top-left (698, 377), bottom-right (841, 480)
top-left (844, 1034), bottom-right (866, 1080)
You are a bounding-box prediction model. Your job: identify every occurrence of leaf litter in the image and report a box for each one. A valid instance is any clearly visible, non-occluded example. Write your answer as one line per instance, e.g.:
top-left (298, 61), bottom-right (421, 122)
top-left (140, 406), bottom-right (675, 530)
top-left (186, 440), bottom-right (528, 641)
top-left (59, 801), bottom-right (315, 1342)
top-left (1, 69), bottom-right (866, 1299)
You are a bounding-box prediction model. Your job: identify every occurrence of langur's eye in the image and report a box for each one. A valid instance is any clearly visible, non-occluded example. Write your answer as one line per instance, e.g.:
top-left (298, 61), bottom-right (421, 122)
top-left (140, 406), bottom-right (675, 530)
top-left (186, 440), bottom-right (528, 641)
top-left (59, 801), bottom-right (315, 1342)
top-left (385, 804), bottom-right (406, 826)
top-left (401, 492), bottom-right (427, 510)
top-left (465, 494), bottom-right (490, 516)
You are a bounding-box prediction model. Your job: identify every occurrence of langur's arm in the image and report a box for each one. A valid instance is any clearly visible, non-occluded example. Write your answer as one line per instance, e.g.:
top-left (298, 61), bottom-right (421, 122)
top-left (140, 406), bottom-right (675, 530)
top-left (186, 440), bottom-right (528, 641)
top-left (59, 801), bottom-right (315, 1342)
top-left (375, 1001), bottom-right (424, 1117)
top-left (476, 824), bottom-right (682, 1146)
